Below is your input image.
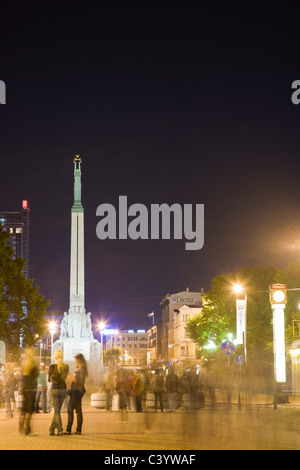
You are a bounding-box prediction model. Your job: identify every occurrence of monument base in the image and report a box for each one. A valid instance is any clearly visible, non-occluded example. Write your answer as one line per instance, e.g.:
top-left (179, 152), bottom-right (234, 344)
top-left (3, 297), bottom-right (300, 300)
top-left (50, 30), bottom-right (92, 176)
top-left (53, 338), bottom-right (103, 386)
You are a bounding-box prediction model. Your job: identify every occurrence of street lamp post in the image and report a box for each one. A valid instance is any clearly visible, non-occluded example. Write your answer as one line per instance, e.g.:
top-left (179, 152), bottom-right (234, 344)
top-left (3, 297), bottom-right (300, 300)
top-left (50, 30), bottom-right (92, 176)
top-left (233, 284), bottom-right (247, 367)
top-left (269, 284), bottom-right (287, 384)
top-left (97, 322), bottom-right (106, 366)
top-left (49, 321), bottom-right (56, 363)
top-left (269, 284), bottom-right (288, 410)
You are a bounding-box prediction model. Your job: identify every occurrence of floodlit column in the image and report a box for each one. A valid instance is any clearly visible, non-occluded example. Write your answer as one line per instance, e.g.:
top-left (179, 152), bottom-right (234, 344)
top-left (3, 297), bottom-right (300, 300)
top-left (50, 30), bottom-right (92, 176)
top-left (70, 155), bottom-right (85, 310)
top-left (269, 284), bottom-right (287, 383)
top-left (272, 305), bottom-right (286, 383)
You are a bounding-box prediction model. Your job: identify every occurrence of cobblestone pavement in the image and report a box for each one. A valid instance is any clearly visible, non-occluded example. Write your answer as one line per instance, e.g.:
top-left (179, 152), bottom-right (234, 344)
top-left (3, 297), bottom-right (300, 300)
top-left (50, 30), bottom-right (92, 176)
top-left (1, 404), bottom-right (300, 450)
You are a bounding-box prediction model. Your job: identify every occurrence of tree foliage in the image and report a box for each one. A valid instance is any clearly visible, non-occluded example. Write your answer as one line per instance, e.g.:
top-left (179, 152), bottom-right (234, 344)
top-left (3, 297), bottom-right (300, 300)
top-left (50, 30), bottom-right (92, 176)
top-left (0, 226), bottom-right (50, 359)
top-left (104, 346), bottom-right (122, 365)
top-left (186, 264), bottom-right (300, 373)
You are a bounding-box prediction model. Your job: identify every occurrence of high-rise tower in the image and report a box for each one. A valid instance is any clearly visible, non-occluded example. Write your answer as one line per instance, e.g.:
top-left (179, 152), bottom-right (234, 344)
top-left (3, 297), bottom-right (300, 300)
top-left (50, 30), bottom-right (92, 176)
top-left (0, 200), bottom-right (30, 277)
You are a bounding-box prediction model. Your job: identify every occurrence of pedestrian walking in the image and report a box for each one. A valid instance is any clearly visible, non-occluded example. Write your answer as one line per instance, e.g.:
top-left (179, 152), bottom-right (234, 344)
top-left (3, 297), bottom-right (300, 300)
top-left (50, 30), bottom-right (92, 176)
top-left (64, 353), bottom-right (88, 435)
top-left (19, 348), bottom-right (39, 436)
top-left (48, 350), bottom-right (69, 436)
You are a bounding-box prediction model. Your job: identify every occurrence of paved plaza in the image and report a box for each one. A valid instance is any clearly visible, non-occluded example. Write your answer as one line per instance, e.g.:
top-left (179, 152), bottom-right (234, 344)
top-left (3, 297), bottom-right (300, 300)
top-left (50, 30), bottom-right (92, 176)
top-left (1, 400), bottom-right (300, 450)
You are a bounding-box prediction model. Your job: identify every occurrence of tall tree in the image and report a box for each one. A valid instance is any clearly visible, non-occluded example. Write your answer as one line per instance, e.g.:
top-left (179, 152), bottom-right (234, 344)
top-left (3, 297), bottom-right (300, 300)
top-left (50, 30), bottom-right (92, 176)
top-left (0, 226), bottom-right (50, 359)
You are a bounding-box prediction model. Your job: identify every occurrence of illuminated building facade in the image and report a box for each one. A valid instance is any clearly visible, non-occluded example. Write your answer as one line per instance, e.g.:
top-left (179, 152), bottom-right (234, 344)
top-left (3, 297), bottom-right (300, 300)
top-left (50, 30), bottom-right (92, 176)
top-left (168, 305), bottom-right (202, 373)
top-left (160, 288), bottom-right (204, 360)
top-left (105, 329), bottom-right (148, 367)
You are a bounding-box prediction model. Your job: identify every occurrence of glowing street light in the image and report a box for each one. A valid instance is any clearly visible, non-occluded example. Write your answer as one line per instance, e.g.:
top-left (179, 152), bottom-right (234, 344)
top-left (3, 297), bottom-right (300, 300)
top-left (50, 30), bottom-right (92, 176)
top-left (204, 339), bottom-right (217, 350)
top-left (233, 284), bottom-right (244, 294)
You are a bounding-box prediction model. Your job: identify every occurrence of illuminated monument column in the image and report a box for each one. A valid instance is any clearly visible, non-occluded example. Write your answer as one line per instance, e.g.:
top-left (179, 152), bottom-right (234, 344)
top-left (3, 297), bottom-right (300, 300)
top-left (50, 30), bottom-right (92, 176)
top-left (53, 156), bottom-right (101, 383)
top-left (70, 155), bottom-right (85, 312)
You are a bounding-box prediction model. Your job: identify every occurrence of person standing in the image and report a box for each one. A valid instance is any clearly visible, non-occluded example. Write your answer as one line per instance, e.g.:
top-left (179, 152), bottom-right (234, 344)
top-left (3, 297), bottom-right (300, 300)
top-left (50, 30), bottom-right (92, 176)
top-left (64, 353), bottom-right (88, 435)
top-left (19, 348), bottom-right (39, 435)
top-left (166, 369), bottom-right (179, 412)
top-left (102, 367), bottom-right (114, 410)
top-left (48, 350), bottom-right (69, 436)
top-left (35, 364), bottom-right (48, 413)
top-left (3, 362), bottom-right (16, 418)
top-left (151, 369), bottom-right (164, 412)
top-left (132, 371), bottom-right (143, 412)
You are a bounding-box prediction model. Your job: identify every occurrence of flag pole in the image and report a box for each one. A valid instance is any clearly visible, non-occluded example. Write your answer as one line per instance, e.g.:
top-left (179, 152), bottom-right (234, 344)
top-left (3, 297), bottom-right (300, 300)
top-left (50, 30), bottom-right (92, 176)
top-left (147, 311), bottom-right (155, 325)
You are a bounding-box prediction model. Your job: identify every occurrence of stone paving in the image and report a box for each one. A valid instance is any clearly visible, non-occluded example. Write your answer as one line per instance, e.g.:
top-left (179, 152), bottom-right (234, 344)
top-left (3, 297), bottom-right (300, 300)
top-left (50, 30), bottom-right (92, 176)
top-left (1, 402), bottom-right (300, 450)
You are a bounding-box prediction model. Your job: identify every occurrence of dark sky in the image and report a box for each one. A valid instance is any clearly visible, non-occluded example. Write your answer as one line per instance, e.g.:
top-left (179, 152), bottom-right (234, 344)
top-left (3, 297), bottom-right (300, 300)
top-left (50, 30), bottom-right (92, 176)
top-left (2, 3), bottom-right (300, 332)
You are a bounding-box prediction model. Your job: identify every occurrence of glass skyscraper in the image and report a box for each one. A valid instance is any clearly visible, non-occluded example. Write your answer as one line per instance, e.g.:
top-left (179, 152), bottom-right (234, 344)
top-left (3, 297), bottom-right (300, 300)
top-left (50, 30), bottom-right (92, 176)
top-left (0, 200), bottom-right (30, 278)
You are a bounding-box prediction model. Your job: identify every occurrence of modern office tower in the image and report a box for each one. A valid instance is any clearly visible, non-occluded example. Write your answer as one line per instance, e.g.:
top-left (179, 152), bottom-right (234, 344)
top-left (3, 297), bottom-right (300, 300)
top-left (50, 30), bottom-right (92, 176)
top-left (0, 200), bottom-right (30, 277)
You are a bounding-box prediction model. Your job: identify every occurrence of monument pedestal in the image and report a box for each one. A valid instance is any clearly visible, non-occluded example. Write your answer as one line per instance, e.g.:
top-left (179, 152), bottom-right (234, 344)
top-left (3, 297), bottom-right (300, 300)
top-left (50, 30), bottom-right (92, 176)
top-left (53, 337), bottom-right (102, 385)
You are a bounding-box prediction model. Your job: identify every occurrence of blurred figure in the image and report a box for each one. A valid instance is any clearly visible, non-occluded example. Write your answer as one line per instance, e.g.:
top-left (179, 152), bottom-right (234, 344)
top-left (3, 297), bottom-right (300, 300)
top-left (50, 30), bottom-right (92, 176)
top-left (204, 371), bottom-right (216, 409)
top-left (35, 364), bottom-right (48, 413)
top-left (61, 370), bottom-right (73, 412)
top-left (48, 349), bottom-right (69, 436)
top-left (102, 367), bottom-right (114, 410)
top-left (65, 353), bottom-right (88, 435)
top-left (182, 370), bottom-right (199, 410)
top-left (166, 369), bottom-right (179, 412)
top-left (132, 371), bottom-right (143, 412)
top-left (3, 362), bottom-right (16, 418)
top-left (127, 370), bottom-right (135, 411)
top-left (19, 348), bottom-right (39, 435)
top-left (114, 369), bottom-right (129, 422)
top-left (112, 369), bottom-right (120, 411)
top-left (151, 369), bottom-right (164, 412)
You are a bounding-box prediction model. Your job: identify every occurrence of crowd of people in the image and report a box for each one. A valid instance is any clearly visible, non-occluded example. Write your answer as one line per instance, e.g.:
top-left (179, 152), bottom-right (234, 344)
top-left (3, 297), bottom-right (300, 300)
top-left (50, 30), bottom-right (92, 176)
top-left (0, 348), bottom-right (88, 436)
top-left (102, 367), bottom-right (205, 413)
top-left (0, 350), bottom-right (208, 436)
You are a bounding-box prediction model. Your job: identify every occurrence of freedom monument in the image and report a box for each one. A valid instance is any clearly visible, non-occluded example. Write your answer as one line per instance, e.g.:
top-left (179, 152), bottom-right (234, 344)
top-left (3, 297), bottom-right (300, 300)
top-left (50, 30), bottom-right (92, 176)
top-left (53, 156), bottom-right (101, 383)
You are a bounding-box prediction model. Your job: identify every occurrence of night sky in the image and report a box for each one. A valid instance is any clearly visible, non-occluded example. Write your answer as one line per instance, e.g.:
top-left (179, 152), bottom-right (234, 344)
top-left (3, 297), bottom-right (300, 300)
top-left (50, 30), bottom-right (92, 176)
top-left (2, 3), bottom-right (300, 334)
